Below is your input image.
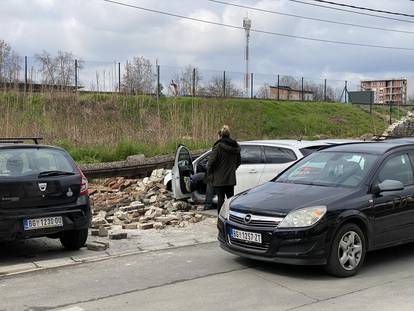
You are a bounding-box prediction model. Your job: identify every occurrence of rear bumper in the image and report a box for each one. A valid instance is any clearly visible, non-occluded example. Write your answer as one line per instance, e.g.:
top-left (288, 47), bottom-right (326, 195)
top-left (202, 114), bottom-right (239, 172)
top-left (0, 197), bottom-right (91, 241)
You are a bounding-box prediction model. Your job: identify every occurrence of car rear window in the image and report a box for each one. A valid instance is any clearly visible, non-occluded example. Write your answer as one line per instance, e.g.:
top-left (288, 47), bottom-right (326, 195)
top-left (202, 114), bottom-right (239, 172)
top-left (264, 146), bottom-right (297, 164)
top-left (0, 148), bottom-right (75, 178)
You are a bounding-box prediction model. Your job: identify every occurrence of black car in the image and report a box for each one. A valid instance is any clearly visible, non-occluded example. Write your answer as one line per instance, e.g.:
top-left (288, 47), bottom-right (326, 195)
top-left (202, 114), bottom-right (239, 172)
top-left (218, 140), bottom-right (414, 277)
top-left (0, 138), bottom-right (91, 250)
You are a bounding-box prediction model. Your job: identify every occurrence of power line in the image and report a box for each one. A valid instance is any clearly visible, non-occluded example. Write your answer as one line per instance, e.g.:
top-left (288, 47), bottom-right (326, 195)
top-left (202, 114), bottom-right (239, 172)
top-left (287, 0), bottom-right (414, 24)
top-left (208, 0), bottom-right (414, 35)
top-left (101, 0), bottom-right (414, 51)
top-left (309, 0), bottom-right (414, 18)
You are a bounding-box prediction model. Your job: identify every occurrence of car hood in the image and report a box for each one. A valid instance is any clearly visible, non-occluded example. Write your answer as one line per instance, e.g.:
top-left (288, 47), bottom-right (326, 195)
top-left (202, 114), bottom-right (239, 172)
top-left (230, 181), bottom-right (354, 216)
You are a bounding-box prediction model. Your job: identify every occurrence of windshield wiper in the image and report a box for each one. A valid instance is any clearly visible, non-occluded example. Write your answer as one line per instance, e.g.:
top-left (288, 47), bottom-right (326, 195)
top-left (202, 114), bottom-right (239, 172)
top-left (38, 170), bottom-right (75, 178)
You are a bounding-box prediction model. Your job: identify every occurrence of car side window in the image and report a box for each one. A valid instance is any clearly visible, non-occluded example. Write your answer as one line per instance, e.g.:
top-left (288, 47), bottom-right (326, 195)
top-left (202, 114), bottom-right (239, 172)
top-left (264, 146), bottom-right (297, 164)
top-left (178, 148), bottom-right (192, 168)
top-left (377, 154), bottom-right (414, 186)
top-left (240, 146), bottom-right (264, 164)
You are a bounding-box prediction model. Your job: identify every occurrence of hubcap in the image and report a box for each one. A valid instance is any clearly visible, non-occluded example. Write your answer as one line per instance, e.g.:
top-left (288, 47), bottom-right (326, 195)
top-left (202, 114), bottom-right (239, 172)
top-left (337, 230), bottom-right (363, 271)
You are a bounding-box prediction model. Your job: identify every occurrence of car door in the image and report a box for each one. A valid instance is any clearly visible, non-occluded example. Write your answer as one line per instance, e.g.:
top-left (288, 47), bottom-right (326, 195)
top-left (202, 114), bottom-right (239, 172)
top-left (171, 145), bottom-right (194, 200)
top-left (259, 146), bottom-right (298, 184)
top-left (371, 152), bottom-right (414, 247)
top-left (235, 145), bottom-right (265, 194)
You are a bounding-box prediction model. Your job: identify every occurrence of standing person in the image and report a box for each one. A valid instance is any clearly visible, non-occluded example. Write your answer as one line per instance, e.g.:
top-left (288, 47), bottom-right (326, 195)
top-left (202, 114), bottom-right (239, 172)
top-left (207, 125), bottom-right (241, 212)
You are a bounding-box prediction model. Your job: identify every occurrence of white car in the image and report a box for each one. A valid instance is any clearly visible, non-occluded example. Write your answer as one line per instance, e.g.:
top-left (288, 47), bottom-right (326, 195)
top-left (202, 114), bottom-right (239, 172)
top-left (166, 139), bottom-right (358, 203)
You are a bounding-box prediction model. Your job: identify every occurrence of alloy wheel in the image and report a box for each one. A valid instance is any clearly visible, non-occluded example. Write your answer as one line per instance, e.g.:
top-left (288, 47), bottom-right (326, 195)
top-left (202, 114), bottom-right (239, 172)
top-left (337, 230), bottom-right (363, 271)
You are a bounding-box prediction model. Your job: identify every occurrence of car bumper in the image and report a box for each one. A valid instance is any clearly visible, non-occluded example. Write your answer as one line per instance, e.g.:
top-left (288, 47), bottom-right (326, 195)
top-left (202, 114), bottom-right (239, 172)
top-left (217, 216), bottom-right (330, 266)
top-left (0, 197), bottom-right (91, 241)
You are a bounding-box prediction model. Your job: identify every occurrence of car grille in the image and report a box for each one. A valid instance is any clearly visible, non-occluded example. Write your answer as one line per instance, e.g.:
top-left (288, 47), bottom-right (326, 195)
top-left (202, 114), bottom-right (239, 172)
top-left (228, 237), bottom-right (271, 251)
top-left (229, 210), bottom-right (283, 228)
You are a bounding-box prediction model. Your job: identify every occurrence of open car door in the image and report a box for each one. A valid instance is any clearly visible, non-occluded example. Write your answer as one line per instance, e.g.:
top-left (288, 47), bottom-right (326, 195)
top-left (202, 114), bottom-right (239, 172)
top-left (171, 145), bottom-right (194, 200)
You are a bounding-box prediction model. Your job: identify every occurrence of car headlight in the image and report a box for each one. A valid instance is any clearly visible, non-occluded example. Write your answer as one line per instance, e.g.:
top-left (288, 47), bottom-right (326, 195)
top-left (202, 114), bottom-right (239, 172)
top-left (219, 197), bottom-right (234, 220)
top-left (278, 206), bottom-right (327, 228)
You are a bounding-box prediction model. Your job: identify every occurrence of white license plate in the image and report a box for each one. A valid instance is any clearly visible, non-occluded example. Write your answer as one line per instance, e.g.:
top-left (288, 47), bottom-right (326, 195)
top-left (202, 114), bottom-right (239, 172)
top-left (231, 228), bottom-right (262, 244)
top-left (23, 217), bottom-right (63, 230)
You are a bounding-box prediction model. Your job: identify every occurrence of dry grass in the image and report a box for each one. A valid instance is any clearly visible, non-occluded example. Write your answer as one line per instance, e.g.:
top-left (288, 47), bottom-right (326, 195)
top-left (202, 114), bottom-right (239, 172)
top-left (0, 89), bottom-right (401, 163)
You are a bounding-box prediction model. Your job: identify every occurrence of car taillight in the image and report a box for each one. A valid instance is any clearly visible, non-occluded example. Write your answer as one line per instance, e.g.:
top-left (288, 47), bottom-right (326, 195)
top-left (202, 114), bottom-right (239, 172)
top-left (79, 168), bottom-right (88, 196)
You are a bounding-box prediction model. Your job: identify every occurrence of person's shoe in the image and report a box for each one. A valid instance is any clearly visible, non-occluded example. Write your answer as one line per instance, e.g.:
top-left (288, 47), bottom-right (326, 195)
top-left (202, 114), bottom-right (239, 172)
top-left (183, 176), bottom-right (191, 192)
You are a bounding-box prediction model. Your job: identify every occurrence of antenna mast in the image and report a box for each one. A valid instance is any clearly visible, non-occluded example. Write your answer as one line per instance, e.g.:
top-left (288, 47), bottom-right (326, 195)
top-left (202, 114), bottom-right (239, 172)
top-left (243, 16), bottom-right (251, 98)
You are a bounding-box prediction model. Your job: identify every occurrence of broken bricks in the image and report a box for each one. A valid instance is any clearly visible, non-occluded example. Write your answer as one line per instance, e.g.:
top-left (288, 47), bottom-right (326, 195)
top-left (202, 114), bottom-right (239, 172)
top-left (86, 241), bottom-right (109, 251)
top-left (89, 168), bottom-right (208, 232)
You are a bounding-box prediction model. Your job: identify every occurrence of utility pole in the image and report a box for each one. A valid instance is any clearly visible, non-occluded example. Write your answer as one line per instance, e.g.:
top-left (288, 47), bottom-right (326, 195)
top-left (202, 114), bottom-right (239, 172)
top-left (243, 16), bottom-right (251, 98)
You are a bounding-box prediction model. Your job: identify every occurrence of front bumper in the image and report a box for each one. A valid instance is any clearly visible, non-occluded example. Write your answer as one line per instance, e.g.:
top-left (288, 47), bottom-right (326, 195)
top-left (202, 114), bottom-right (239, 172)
top-left (217, 216), bottom-right (331, 266)
top-left (0, 197), bottom-right (91, 241)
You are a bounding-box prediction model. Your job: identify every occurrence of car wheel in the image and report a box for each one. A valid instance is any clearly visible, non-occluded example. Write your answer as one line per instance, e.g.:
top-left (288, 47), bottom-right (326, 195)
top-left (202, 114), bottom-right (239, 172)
top-left (60, 228), bottom-right (88, 250)
top-left (326, 223), bottom-right (366, 277)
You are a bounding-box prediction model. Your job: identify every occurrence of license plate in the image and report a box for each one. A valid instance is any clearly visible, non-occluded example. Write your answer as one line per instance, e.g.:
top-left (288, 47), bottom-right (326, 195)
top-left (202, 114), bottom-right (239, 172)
top-left (231, 228), bottom-right (262, 244)
top-left (23, 217), bottom-right (63, 230)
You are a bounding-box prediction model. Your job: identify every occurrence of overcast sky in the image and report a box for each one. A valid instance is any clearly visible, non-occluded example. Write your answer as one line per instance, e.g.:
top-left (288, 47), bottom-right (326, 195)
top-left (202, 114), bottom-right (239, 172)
top-left (1, 0), bottom-right (413, 89)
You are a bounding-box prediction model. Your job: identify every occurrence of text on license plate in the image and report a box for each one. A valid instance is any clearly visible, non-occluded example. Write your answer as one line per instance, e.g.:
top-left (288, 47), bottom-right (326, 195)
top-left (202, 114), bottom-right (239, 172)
top-left (231, 228), bottom-right (262, 243)
top-left (23, 217), bottom-right (63, 230)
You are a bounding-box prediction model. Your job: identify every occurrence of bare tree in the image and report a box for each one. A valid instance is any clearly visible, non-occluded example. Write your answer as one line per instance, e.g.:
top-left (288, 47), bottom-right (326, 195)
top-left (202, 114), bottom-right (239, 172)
top-left (0, 40), bottom-right (21, 83)
top-left (36, 50), bottom-right (82, 86)
top-left (122, 56), bottom-right (155, 94)
top-left (257, 83), bottom-right (271, 99)
top-left (199, 75), bottom-right (243, 97)
top-left (280, 75), bottom-right (300, 89)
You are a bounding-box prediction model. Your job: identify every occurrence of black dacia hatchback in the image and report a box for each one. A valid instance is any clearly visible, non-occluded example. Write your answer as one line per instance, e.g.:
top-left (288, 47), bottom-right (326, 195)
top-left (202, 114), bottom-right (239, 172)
top-left (218, 140), bottom-right (414, 277)
top-left (0, 138), bottom-right (91, 250)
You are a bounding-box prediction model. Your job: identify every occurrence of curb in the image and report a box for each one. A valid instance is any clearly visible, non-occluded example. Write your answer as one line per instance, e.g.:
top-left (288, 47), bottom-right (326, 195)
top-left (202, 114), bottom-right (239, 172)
top-left (0, 240), bottom-right (217, 278)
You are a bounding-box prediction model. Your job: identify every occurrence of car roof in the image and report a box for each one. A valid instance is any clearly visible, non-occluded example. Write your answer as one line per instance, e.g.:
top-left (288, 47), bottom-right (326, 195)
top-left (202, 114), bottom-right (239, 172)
top-left (0, 143), bottom-right (64, 151)
top-left (321, 140), bottom-right (414, 155)
top-left (240, 139), bottom-right (361, 149)
top-left (241, 140), bottom-right (330, 148)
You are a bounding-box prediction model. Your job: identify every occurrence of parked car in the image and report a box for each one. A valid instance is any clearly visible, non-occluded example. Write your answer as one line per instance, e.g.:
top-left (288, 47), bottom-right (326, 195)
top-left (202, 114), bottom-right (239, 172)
top-left (0, 138), bottom-right (91, 250)
top-left (166, 140), bottom-right (357, 203)
top-left (218, 140), bottom-right (414, 277)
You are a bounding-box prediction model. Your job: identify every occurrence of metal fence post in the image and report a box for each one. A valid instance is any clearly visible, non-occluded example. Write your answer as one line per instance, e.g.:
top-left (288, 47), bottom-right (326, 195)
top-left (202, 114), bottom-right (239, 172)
top-left (118, 62), bottom-right (121, 93)
top-left (192, 68), bottom-right (196, 97)
top-left (277, 74), bottom-right (280, 101)
top-left (324, 79), bottom-right (327, 102)
top-left (223, 71), bottom-right (226, 97)
top-left (157, 64), bottom-right (160, 99)
top-left (250, 72), bottom-right (254, 99)
top-left (389, 102), bottom-right (392, 125)
top-left (345, 80), bottom-right (348, 103)
top-left (301, 77), bottom-right (304, 101)
top-left (74, 59), bottom-right (78, 90)
top-left (24, 56), bottom-right (28, 93)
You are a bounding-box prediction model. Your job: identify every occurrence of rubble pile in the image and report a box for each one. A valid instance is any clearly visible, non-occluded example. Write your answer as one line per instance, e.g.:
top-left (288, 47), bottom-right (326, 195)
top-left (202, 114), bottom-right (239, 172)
top-left (89, 169), bottom-right (206, 235)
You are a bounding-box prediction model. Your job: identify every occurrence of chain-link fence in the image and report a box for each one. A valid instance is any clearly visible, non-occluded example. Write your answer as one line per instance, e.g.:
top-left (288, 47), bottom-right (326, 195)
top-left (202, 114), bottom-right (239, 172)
top-left (2, 55), bottom-right (356, 103)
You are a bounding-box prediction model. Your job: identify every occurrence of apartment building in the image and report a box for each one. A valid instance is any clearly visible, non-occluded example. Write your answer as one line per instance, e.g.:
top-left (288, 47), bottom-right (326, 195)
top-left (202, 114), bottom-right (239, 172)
top-left (361, 79), bottom-right (407, 105)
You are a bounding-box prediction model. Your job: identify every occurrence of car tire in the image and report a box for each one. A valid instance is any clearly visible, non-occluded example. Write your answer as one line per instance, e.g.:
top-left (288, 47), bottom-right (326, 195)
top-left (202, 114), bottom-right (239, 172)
top-left (326, 223), bottom-right (366, 277)
top-left (60, 228), bottom-right (88, 250)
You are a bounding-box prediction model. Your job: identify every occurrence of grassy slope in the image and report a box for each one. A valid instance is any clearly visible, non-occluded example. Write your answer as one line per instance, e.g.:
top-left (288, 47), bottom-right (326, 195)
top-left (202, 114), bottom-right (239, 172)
top-left (0, 92), bottom-right (406, 163)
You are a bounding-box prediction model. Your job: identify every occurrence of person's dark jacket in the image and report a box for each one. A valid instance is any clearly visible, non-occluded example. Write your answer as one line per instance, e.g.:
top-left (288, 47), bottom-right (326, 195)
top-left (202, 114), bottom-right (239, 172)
top-left (207, 137), bottom-right (241, 187)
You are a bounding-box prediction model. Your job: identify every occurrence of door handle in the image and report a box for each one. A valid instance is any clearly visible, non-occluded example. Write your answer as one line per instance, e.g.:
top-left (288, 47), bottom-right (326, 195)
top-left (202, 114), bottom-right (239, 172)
top-left (248, 169), bottom-right (257, 173)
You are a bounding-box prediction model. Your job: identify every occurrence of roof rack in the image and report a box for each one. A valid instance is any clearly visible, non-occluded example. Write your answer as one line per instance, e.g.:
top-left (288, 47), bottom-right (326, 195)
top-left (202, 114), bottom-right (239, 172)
top-left (0, 137), bottom-right (43, 145)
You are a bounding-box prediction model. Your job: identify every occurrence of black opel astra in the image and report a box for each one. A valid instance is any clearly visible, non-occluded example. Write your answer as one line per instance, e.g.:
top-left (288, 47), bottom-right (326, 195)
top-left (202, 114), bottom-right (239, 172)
top-left (218, 141), bottom-right (414, 277)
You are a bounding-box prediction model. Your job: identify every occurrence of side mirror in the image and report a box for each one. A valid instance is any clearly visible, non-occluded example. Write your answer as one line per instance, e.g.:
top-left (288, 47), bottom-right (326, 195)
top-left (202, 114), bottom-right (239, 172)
top-left (373, 179), bottom-right (404, 194)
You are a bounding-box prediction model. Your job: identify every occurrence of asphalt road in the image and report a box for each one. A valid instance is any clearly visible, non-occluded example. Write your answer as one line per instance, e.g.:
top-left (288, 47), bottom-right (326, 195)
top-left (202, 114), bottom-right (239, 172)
top-left (2, 241), bottom-right (414, 311)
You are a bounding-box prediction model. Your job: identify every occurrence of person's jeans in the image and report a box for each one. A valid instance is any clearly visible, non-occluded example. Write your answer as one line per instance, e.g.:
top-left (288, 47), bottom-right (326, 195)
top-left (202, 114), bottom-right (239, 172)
top-left (214, 185), bottom-right (234, 213)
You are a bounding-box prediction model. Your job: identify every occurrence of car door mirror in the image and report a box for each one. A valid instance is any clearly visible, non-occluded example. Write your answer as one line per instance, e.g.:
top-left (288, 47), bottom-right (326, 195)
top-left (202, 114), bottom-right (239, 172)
top-left (373, 179), bottom-right (404, 194)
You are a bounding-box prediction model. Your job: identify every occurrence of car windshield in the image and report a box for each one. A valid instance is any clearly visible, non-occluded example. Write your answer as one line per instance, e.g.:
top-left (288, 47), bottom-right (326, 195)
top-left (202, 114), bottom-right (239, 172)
top-left (276, 151), bottom-right (378, 188)
top-left (0, 148), bottom-right (75, 178)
